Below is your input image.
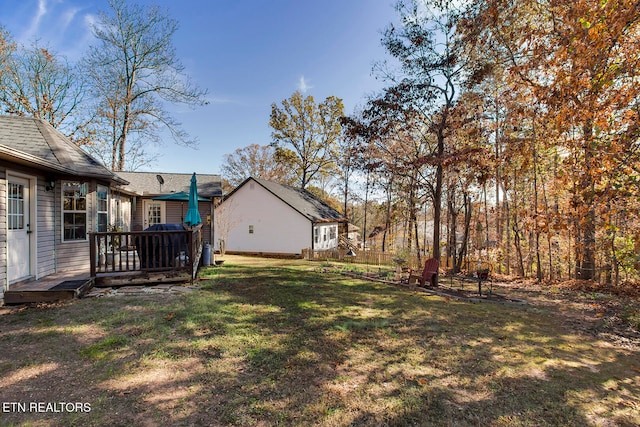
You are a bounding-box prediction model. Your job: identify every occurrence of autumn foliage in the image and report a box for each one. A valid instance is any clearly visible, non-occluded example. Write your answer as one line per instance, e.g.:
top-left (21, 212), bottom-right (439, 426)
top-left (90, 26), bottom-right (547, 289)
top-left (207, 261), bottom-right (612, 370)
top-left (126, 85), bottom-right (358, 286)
top-left (342, 0), bottom-right (640, 285)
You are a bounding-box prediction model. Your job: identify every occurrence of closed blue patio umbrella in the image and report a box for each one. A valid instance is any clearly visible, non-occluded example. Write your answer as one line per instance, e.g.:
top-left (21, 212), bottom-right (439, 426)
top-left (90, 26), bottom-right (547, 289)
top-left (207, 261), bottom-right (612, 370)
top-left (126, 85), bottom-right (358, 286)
top-left (184, 173), bottom-right (202, 227)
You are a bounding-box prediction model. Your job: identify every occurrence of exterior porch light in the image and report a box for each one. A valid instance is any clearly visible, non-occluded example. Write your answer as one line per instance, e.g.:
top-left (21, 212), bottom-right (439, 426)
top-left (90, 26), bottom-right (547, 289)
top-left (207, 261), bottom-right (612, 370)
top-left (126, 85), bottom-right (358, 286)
top-left (45, 177), bottom-right (56, 191)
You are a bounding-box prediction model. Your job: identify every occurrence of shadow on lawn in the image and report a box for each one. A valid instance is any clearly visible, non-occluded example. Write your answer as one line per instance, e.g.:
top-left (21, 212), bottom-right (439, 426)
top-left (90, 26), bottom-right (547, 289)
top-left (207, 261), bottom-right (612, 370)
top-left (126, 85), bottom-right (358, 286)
top-left (0, 259), bottom-right (638, 426)
top-left (198, 262), bottom-right (639, 426)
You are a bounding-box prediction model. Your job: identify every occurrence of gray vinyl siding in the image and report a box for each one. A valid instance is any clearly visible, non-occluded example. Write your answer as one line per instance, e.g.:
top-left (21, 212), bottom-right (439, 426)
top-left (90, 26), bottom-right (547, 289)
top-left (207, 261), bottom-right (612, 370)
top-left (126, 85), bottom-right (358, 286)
top-left (0, 168), bottom-right (6, 299)
top-left (54, 180), bottom-right (97, 273)
top-left (165, 201), bottom-right (184, 224)
top-left (131, 197), bottom-right (144, 231)
top-left (36, 176), bottom-right (56, 278)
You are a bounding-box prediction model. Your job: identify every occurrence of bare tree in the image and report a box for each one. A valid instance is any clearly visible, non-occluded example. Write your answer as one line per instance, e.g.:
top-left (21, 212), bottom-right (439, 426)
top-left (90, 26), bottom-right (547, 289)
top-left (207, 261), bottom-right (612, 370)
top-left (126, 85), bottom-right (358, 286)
top-left (0, 26), bottom-right (14, 89)
top-left (215, 198), bottom-right (240, 256)
top-left (83, 0), bottom-right (208, 171)
top-left (0, 38), bottom-right (87, 138)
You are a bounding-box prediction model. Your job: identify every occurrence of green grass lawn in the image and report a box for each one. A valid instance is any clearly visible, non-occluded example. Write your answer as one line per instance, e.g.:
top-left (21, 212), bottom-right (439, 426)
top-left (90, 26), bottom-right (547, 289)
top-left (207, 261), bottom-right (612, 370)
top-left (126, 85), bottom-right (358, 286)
top-left (0, 255), bottom-right (638, 426)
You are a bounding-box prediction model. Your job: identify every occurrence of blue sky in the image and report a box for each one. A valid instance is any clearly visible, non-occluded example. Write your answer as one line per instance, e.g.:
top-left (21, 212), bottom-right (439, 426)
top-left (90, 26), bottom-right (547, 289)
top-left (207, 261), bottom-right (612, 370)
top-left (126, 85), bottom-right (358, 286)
top-left (0, 0), bottom-right (397, 175)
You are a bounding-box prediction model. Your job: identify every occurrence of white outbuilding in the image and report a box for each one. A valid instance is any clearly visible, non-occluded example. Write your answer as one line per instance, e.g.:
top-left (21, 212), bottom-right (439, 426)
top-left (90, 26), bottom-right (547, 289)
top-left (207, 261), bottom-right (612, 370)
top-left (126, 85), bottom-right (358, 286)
top-left (214, 177), bottom-right (346, 256)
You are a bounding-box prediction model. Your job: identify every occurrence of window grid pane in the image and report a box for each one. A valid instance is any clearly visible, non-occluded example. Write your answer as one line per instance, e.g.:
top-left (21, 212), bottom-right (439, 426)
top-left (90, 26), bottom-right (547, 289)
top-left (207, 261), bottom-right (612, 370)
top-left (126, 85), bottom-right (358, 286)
top-left (97, 185), bottom-right (108, 232)
top-left (63, 182), bottom-right (87, 241)
top-left (8, 183), bottom-right (24, 230)
top-left (148, 204), bottom-right (162, 226)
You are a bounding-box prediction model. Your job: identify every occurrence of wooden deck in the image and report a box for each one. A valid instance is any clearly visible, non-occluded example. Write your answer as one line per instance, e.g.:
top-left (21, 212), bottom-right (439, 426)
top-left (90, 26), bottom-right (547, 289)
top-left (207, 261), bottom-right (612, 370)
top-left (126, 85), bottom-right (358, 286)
top-left (2, 226), bottom-right (204, 305)
top-left (94, 270), bottom-right (191, 287)
top-left (89, 225), bottom-right (203, 284)
top-left (3, 270), bottom-right (93, 305)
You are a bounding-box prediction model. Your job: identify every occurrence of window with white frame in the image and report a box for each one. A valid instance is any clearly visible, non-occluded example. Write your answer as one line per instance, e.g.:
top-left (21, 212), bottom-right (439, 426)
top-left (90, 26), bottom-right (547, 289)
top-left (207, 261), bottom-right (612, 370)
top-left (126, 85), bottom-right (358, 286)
top-left (329, 225), bottom-right (337, 240)
top-left (97, 185), bottom-right (108, 232)
top-left (63, 181), bottom-right (87, 241)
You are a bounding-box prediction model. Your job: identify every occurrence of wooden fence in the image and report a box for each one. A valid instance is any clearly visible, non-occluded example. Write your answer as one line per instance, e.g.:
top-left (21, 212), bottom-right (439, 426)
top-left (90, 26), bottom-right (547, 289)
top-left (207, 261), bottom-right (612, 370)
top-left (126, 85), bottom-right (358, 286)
top-left (302, 248), bottom-right (424, 270)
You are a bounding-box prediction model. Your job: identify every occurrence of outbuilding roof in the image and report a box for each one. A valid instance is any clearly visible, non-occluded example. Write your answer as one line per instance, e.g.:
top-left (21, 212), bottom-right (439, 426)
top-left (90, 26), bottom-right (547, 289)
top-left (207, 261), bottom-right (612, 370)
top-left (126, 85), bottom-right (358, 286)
top-left (227, 177), bottom-right (346, 223)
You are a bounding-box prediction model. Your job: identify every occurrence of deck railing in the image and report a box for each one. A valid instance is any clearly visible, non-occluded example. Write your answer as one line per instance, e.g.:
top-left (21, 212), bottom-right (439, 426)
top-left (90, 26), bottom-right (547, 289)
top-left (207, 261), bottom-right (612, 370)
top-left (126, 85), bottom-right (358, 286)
top-left (89, 225), bottom-right (203, 283)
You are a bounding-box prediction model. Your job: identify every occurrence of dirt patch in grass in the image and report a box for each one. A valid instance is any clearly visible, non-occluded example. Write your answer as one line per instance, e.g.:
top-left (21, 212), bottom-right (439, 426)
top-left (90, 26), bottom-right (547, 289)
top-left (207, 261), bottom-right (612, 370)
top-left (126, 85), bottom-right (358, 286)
top-left (1, 255), bottom-right (639, 426)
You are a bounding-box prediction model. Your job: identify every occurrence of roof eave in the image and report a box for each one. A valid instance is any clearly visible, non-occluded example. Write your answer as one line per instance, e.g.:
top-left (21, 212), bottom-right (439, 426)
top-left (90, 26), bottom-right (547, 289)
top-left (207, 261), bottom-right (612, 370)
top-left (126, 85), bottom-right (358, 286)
top-left (0, 144), bottom-right (130, 185)
top-left (312, 217), bottom-right (348, 224)
top-left (0, 144), bottom-right (78, 175)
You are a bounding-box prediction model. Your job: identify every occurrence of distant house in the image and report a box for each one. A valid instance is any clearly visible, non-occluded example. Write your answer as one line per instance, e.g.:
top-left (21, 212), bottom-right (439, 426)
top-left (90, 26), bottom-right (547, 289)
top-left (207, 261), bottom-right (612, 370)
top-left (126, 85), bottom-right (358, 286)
top-left (346, 223), bottom-right (361, 247)
top-left (214, 177), bottom-right (347, 256)
top-left (116, 171), bottom-right (222, 245)
top-left (0, 115), bottom-right (130, 300)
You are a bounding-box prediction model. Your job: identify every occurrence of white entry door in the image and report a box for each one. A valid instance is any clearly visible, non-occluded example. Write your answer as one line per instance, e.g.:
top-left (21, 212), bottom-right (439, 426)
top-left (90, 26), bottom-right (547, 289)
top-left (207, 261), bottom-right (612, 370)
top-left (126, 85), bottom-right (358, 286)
top-left (142, 200), bottom-right (165, 229)
top-left (8, 176), bottom-right (32, 282)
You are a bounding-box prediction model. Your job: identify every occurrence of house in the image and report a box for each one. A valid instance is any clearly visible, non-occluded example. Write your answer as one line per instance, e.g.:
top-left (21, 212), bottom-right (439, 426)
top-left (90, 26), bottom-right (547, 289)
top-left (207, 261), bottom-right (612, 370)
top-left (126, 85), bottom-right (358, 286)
top-left (214, 177), bottom-right (347, 256)
top-left (0, 115), bottom-right (224, 304)
top-left (116, 171), bottom-right (222, 245)
top-left (0, 115), bottom-right (131, 301)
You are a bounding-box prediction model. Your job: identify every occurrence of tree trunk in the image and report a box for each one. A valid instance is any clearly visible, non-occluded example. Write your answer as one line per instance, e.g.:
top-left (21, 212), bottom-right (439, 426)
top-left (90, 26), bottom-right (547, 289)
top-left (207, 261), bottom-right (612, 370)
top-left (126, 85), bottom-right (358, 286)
top-left (363, 170), bottom-right (369, 251)
top-left (448, 186), bottom-right (457, 270)
top-left (513, 173), bottom-right (525, 276)
top-left (413, 206), bottom-right (421, 263)
top-left (532, 120), bottom-right (542, 282)
top-left (432, 152), bottom-right (443, 285)
top-left (343, 177), bottom-right (349, 220)
top-left (578, 121), bottom-right (596, 280)
top-left (382, 177), bottom-right (393, 252)
top-left (455, 192), bottom-right (472, 273)
top-left (117, 76), bottom-right (135, 172)
top-left (503, 181), bottom-right (511, 276)
top-left (494, 93), bottom-right (502, 273)
top-left (407, 173), bottom-right (420, 264)
top-left (483, 182), bottom-right (490, 248)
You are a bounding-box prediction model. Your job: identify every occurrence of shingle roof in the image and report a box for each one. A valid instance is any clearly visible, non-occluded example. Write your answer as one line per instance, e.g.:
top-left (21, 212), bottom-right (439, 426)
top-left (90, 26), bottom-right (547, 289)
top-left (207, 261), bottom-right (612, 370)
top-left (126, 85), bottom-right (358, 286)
top-left (117, 171), bottom-right (222, 198)
top-left (0, 115), bottom-right (125, 183)
top-left (231, 177), bottom-right (346, 223)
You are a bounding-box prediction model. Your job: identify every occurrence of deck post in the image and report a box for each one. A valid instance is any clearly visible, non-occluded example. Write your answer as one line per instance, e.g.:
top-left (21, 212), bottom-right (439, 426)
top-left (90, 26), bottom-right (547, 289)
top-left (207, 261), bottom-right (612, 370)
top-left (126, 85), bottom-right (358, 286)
top-left (189, 229), bottom-right (194, 284)
top-left (89, 233), bottom-right (96, 278)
